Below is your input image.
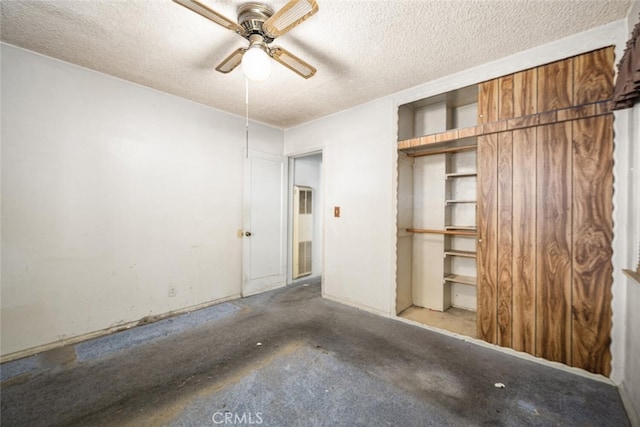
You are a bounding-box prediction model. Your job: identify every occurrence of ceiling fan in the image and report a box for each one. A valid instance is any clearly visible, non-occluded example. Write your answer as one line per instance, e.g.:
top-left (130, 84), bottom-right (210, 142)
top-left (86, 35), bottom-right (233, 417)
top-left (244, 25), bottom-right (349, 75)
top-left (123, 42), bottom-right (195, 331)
top-left (174, 0), bottom-right (319, 81)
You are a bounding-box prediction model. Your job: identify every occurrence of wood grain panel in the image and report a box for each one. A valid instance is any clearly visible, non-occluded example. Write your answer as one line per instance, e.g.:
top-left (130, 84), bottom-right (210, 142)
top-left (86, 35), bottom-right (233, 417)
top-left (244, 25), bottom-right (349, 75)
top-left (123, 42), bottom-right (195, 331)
top-left (435, 129), bottom-right (459, 143)
top-left (499, 75), bottom-right (514, 120)
top-left (538, 111), bottom-right (557, 125)
top-left (557, 104), bottom-right (596, 122)
top-left (483, 120), bottom-right (508, 134)
top-left (538, 59), bottom-right (573, 113)
top-left (398, 140), bottom-right (412, 150)
top-left (478, 80), bottom-right (499, 124)
top-left (458, 126), bottom-right (480, 139)
top-left (571, 115), bottom-right (613, 376)
top-left (477, 134), bottom-right (498, 343)
top-left (535, 122), bottom-right (572, 364)
top-left (596, 100), bottom-right (613, 115)
top-left (508, 115), bottom-right (539, 131)
top-left (514, 68), bottom-right (537, 117)
top-left (512, 127), bottom-right (537, 354)
top-left (497, 131), bottom-right (513, 347)
top-left (573, 47), bottom-right (614, 106)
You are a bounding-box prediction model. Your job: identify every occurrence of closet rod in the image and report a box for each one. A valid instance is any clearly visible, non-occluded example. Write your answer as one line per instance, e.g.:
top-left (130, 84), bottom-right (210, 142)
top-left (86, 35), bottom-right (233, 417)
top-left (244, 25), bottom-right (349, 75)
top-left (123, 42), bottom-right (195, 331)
top-left (407, 145), bottom-right (476, 157)
top-left (407, 228), bottom-right (477, 236)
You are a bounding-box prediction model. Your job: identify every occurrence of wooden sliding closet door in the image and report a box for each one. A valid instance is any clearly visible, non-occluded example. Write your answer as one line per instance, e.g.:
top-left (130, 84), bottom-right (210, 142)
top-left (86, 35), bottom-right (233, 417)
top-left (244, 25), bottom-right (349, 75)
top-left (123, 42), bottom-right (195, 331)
top-left (511, 127), bottom-right (536, 355)
top-left (571, 115), bottom-right (613, 375)
top-left (496, 131), bottom-right (513, 348)
top-left (477, 134), bottom-right (498, 344)
top-left (536, 122), bottom-right (573, 365)
top-left (478, 117), bottom-right (613, 374)
top-left (570, 48), bottom-right (614, 375)
top-left (475, 47), bottom-right (614, 376)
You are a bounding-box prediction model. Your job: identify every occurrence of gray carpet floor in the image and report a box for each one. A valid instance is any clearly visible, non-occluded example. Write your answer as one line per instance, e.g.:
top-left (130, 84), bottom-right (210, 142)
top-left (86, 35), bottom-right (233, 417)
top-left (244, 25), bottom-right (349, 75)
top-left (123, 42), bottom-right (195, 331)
top-left (0, 281), bottom-right (630, 426)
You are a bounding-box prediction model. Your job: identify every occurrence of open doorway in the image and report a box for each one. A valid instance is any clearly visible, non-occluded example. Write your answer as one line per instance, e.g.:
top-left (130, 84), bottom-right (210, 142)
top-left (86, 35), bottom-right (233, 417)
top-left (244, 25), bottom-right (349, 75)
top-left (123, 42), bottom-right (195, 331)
top-left (287, 152), bottom-right (323, 285)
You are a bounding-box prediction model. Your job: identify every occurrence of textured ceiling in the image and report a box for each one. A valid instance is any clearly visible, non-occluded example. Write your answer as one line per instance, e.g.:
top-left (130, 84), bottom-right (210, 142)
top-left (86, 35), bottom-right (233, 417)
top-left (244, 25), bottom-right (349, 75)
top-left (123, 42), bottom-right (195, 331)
top-left (0, 0), bottom-right (631, 128)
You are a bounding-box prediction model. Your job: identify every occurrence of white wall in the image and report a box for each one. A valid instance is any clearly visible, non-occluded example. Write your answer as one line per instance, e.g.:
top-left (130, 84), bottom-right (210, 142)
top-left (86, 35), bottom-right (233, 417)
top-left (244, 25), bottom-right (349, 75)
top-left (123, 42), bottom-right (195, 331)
top-left (618, 4), bottom-right (640, 425)
top-left (622, 265), bottom-right (640, 427)
top-left (396, 153), bottom-right (413, 313)
top-left (412, 155), bottom-right (446, 310)
top-left (285, 99), bottom-right (397, 315)
top-left (0, 44), bottom-right (284, 358)
top-left (292, 154), bottom-right (323, 279)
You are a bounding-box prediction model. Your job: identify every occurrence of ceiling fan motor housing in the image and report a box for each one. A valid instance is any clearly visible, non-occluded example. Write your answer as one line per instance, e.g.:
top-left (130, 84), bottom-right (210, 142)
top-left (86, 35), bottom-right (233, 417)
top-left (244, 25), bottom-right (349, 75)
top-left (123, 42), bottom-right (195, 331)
top-left (237, 3), bottom-right (274, 42)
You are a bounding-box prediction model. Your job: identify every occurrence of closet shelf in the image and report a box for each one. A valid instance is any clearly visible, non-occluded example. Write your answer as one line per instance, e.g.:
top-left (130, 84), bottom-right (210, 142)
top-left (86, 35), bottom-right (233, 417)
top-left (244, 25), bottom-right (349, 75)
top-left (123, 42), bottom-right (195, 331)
top-left (444, 274), bottom-right (477, 286)
top-left (397, 99), bottom-right (613, 152)
top-left (444, 250), bottom-right (477, 258)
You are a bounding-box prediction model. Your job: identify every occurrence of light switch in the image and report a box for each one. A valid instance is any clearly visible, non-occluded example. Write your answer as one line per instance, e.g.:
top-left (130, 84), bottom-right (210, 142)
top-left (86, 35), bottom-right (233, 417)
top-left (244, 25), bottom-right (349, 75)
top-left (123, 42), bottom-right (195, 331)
top-left (334, 206), bottom-right (340, 217)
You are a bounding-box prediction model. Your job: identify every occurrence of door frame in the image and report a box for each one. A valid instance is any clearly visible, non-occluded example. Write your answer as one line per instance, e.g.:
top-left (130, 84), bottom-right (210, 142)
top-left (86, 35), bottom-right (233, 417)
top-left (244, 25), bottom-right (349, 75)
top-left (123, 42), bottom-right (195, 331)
top-left (286, 149), bottom-right (324, 286)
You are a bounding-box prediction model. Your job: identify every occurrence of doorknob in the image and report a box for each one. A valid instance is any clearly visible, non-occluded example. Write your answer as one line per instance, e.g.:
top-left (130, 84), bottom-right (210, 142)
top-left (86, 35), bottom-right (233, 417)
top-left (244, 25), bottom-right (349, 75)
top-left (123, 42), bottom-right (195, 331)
top-left (245, 231), bottom-right (252, 237)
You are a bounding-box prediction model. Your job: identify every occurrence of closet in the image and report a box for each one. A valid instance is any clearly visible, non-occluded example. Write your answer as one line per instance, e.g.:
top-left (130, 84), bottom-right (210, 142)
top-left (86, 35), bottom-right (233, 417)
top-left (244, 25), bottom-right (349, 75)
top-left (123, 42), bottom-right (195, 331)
top-left (397, 47), bottom-right (614, 376)
top-left (396, 86), bottom-right (480, 337)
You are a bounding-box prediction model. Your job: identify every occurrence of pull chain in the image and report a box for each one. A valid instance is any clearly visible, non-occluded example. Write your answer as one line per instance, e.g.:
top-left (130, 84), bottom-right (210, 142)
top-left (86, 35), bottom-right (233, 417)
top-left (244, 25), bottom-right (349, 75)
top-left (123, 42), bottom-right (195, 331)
top-left (245, 78), bottom-right (249, 158)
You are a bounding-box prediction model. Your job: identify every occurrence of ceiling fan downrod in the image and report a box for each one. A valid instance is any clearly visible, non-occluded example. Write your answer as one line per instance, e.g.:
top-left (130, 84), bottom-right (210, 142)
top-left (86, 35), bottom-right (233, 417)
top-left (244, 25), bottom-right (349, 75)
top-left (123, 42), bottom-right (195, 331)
top-left (237, 3), bottom-right (274, 43)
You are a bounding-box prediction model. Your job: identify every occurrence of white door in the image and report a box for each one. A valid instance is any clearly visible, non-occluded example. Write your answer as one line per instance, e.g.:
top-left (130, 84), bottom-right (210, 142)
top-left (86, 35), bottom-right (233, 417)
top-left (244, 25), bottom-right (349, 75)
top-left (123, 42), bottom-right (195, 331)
top-left (242, 149), bottom-right (286, 296)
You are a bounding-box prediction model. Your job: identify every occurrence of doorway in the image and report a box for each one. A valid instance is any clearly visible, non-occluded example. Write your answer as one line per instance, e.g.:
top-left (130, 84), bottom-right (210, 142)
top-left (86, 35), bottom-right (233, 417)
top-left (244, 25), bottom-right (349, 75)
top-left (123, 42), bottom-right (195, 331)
top-left (288, 152), bottom-right (323, 285)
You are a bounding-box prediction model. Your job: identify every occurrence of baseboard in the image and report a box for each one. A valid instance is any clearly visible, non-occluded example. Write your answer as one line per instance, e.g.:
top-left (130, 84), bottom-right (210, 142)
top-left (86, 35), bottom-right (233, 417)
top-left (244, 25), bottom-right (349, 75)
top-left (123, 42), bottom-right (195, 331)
top-left (290, 275), bottom-right (322, 285)
top-left (0, 293), bottom-right (241, 364)
top-left (322, 293), bottom-right (391, 318)
top-left (620, 381), bottom-right (640, 427)
top-left (242, 282), bottom-right (287, 297)
top-left (393, 315), bottom-right (614, 386)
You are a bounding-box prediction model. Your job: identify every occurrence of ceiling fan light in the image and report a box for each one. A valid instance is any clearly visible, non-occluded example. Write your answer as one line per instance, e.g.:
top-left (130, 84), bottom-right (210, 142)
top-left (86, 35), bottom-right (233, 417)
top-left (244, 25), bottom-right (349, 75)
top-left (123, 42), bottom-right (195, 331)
top-left (242, 46), bottom-right (272, 82)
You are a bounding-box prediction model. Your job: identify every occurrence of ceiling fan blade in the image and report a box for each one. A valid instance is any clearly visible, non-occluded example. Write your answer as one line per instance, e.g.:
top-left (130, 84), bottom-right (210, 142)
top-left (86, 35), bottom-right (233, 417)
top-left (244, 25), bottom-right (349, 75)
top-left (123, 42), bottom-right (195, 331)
top-left (173, 0), bottom-right (243, 33)
top-left (215, 48), bottom-right (246, 74)
top-left (271, 47), bottom-right (316, 79)
top-left (263, 0), bottom-right (318, 38)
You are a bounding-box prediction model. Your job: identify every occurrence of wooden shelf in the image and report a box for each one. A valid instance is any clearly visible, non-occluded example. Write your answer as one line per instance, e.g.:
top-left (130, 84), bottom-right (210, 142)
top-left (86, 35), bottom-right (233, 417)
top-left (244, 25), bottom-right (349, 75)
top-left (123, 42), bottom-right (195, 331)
top-left (444, 250), bottom-right (477, 258)
top-left (407, 228), bottom-right (477, 236)
top-left (398, 99), bottom-right (613, 153)
top-left (444, 274), bottom-right (477, 286)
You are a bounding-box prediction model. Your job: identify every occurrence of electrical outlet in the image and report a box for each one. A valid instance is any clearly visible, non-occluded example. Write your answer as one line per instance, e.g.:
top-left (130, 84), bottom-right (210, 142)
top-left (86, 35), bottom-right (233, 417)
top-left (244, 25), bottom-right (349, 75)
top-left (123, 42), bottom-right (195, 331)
top-left (168, 286), bottom-right (177, 297)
